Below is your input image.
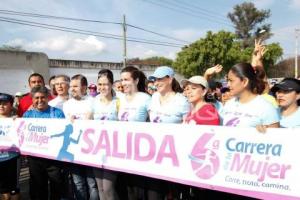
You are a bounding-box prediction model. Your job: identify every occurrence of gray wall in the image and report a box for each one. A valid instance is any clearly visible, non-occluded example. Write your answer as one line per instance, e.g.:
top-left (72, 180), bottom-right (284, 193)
top-left (0, 50), bottom-right (49, 95)
top-left (0, 50), bottom-right (184, 95)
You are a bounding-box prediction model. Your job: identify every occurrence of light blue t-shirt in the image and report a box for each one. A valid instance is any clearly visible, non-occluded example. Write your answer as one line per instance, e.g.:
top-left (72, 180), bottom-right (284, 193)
top-left (118, 92), bottom-right (151, 122)
top-left (23, 106), bottom-right (65, 119)
top-left (93, 95), bottom-right (118, 121)
top-left (280, 107), bottom-right (300, 128)
top-left (213, 100), bottom-right (223, 112)
top-left (221, 95), bottom-right (279, 127)
top-left (149, 92), bottom-right (190, 123)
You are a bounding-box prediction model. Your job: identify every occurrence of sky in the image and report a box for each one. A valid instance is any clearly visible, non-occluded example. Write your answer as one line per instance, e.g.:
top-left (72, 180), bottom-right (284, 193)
top-left (0, 0), bottom-right (299, 62)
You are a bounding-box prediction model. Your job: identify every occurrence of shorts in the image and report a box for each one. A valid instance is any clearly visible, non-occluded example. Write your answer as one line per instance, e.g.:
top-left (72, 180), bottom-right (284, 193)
top-left (0, 157), bottom-right (19, 194)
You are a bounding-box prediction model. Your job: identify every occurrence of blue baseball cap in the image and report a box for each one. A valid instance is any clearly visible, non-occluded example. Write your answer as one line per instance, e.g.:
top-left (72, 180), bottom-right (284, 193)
top-left (149, 66), bottom-right (174, 81)
top-left (0, 93), bottom-right (14, 104)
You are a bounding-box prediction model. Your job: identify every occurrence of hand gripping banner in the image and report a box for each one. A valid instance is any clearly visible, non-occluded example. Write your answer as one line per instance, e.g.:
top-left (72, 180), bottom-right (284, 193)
top-left (0, 118), bottom-right (299, 200)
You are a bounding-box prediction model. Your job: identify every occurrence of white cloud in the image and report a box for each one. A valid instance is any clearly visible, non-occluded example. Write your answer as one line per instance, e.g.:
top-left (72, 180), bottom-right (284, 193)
top-left (289, 0), bottom-right (300, 9)
top-left (127, 44), bottom-right (180, 60)
top-left (172, 28), bottom-right (206, 42)
top-left (5, 35), bottom-right (106, 56)
top-left (6, 38), bottom-right (25, 46)
top-left (250, 0), bottom-right (275, 9)
top-left (66, 36), bottom-right (106, 55)
top-left (143, 49), bottom-right (158, 57)
top-left (166, 51), bottom-right (177, 60)
top-left (271, 25), bottom-right (298, 41)
top-left (28, 37), bottom-right (69, 51)
top-left (269, 25), bottom-right (299, 58)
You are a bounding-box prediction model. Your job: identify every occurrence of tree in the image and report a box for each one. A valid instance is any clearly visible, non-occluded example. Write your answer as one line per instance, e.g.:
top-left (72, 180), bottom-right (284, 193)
top-left (173, 31), bottom-right (283, 77)
top-left (127, 56), bottom-right (173, 66)
top-left (143, 56), bottom-right (173, 66)
top-left (238, 43), bottom-right (283, 73)
top-left (228, 2), bottom-right (271, 48)
top-left (173, 31), bottom-right (237, 77)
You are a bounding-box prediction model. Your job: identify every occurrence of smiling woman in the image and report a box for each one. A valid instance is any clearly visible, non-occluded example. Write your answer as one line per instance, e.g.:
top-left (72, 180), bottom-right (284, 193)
top-left (221, 63), bottom-right (279, 128)
top-left (148, 66), bottom-right (189, 124)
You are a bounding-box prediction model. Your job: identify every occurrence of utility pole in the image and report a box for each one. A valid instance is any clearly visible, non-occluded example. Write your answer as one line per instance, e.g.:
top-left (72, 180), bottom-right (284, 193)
top-left (122, 15), bottom-right (127, 68)
top-left (295, 29), bottom-right (300, 78)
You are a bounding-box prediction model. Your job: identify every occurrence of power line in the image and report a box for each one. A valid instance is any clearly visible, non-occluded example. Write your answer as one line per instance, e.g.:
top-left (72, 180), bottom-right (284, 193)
top-left (0, 9), bottom-right (188, 43)
top-left (171, 0), bottom-right (229, 21)
top-left (0, 16), bottom-right (185, 46)
top-left (0, 17), bottom-right (183, 48)
top-left (126, 24), bottom-right (190, 43)
top-left (141, 0), bottom-right (233, 28)
top-left (0, 9), bottom-right (122, 25)
top-left (174, 0), bottom-right (228, 20)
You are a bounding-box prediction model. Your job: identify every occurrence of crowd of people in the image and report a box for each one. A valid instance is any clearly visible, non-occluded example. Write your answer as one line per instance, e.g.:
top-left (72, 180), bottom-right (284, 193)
top-left (1, 40), bottom-right (300, 200)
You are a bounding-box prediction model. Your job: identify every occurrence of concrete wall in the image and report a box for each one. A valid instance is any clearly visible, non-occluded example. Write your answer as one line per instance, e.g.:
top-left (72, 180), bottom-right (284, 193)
top-left (0, 50), bottom-right (185, 95)
top-left (49, 59), bottom-right (185, 85)
top-left (0, 50), bottom-right (49, 95)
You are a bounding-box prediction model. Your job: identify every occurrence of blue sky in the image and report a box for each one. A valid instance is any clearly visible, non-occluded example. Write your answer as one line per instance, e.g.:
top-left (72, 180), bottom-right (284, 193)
top-left (0, 0), bottom-right (299, 62)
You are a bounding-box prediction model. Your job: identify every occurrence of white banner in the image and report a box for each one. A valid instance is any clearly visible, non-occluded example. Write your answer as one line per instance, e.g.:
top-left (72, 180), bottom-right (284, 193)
top-left (0, 118), bottom-right (299, 200)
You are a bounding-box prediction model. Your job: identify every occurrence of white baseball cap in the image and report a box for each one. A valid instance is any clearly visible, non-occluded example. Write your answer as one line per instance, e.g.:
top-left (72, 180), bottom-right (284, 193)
top-left (181, 76), bottom-right (208, 88)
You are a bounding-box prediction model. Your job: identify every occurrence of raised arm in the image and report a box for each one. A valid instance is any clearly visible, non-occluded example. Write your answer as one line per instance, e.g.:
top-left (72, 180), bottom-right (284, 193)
top-left (204, 64), bottom-right (223, 80)
top-left (251, 39), bottom-right (267, 71)
top-left (70, 129), bottom-right (82, 144)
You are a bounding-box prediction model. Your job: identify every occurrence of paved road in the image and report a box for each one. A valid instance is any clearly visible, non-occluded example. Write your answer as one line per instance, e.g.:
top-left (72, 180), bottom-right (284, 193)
top-left (19, 157), bottom-right (30, 199)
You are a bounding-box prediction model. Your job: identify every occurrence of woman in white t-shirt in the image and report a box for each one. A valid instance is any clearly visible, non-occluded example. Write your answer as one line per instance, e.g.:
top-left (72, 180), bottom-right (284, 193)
top-left (221, 63), bottom-right (279, 128)
top-left (118, 66), bottom-right (151, 200)
top-left (148, 66), bottom-right (190, 123)
top-left (118, 66), bottom-right (151, 122)
top-left (92, 69), bottom-right (119, 200)
top-left (148, 66), bottom-right (190, 199)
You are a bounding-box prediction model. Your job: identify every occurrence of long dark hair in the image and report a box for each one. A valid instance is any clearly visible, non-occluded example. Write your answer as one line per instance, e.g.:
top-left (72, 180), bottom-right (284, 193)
top-left (121, 66), bottom-right (146, 93)
top-left (171, 78), bottom-right (183, 93)
top-left (230, 63), bottom-right (265, 95)
top-left (98, 69), bottom-right (115, 96)
top-left (98, 69), bottom-right (114, 85)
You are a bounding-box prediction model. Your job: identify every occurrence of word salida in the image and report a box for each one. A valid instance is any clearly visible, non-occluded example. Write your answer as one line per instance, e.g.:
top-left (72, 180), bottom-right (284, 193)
top-left (81, 128), bottom-right (179, 166)
top-left (226, 138), bottom-right (291, 182)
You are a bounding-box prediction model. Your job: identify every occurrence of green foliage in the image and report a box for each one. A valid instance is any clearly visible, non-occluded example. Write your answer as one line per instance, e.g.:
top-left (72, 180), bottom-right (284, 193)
top-left (173, 31), bottom-right (283, 77)
top-left (127, 56), bottom-right (173, 66)
top-left (228, 2), bottom-right (271, 48)
top-left (143, 56), bottom-right (173, 66)
top-left (262, 43), bottom-right (283, 69)
top-left (173, 31), bottom-right (237, 77)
